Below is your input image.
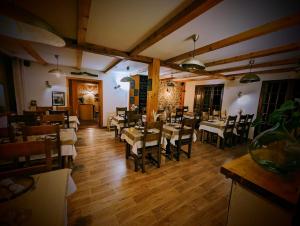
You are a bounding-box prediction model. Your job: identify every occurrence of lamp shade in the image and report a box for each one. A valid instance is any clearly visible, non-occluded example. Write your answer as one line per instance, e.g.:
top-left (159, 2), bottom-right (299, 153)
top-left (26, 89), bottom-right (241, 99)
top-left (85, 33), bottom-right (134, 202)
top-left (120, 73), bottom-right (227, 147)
top-left (180, 58), bottom-right (205, 72)
top-left (120, 76), bottom-right (134, 82)
top-left (240, 73), bottom-right (260, 83)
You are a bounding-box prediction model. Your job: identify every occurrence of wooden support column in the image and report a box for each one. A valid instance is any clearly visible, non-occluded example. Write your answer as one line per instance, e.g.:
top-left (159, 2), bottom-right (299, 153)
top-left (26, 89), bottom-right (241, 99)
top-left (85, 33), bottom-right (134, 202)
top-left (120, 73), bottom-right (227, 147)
top-left (146, 59), bottom-right (160, 122)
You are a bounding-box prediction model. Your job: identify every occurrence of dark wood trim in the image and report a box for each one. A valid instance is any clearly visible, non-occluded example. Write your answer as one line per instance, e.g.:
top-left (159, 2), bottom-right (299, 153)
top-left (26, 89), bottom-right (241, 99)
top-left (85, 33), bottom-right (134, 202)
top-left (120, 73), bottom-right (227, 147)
top-left (210, 57), bottom-right (300, 73)
top-left (129, 0), bottom-right (223, 56)
top-left (166, 13), bottom-right (300, 63)
top-left (18, 40), bottom-right (47, 65)
top-left (206, 42), bottom-right (300, 67)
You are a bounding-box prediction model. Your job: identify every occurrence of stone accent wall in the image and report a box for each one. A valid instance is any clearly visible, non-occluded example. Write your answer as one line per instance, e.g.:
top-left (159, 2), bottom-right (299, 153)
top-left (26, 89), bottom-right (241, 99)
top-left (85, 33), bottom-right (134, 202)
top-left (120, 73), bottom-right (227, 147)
top-left (158, 80), bottom-right (185, 111)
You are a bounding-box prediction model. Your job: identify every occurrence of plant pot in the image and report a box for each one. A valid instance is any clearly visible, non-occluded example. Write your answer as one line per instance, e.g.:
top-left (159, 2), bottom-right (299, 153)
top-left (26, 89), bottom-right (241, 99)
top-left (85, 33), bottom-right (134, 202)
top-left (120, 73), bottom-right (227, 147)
top-left (249, 122), bottom-right (300, 174)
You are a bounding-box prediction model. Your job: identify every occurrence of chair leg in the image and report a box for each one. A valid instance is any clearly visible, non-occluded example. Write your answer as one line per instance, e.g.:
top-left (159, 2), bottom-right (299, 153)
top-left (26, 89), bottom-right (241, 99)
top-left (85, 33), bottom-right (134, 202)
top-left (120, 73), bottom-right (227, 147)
top-left (134, 156), bottom-right (139, 172)
top-left (157, 148), bottom-right (161, 168)
top-left (176, 145), bottom-right (180, 161)
top-left (141, 154), bottom-right (146, 173)
top-left (187, 143), bottom-right (192, 158)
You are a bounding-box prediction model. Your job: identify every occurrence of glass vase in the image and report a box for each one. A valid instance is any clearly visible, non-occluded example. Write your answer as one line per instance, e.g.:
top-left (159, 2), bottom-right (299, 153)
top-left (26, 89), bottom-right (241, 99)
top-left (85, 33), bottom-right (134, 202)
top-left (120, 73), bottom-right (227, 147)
top-left (249, 122), bottom-right (300, 174)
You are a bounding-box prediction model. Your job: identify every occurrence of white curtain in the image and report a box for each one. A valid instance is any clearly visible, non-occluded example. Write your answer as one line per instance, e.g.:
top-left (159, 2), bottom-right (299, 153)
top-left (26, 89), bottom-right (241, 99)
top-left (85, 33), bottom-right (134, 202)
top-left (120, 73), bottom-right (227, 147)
top-left (12, 58), bottom-right (25, 114)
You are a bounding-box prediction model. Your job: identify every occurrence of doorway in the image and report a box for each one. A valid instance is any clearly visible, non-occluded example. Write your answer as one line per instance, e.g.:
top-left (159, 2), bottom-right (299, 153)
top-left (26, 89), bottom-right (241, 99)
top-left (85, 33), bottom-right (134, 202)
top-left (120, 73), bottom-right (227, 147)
top-left (66, 77), bottom-right (103, 128)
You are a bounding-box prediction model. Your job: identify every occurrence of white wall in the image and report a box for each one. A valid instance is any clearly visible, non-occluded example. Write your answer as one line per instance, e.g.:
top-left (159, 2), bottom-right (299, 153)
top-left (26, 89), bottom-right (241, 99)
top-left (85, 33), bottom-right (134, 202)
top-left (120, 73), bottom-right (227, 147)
top-left (20, 62), bottom-right (129, 126)
top-left (184, 72), bottom-right (300, 138)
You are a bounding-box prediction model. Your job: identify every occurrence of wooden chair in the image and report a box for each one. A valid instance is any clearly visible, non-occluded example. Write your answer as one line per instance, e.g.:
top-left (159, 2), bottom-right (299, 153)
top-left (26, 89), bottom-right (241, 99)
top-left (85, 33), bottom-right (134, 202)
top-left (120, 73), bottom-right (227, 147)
top-left (221, 115), bottom-right (237, 148)
top-left (244, 114), bottom-right (254, 142)
top-left (23, 125), bottom-right (62, 168)
top-left (170, 119), bottom-right (195, 161)
top-left (201, 111), bottom-right (209, 121)
top-left (0, 126), bottom-right (15, 143)
top-left (8, 114), bottom-right (39, 126)
top-left (183, 106), bottom-right (189, 112)
top-left (213, 110), bottom-right (220, 119)
top-left (174, 107), bottom-right (184, 123)
top-left (132, 121), bottom-right (163, 173)
top-left (106, 112), bottom-right (116, 131)
top-left (126, 111), bottom-right (141, 128)
top-left (41, 114), bottom-right (65, 128)
top-left (49, 110), bottom-right (70, 128)
top-left (235, 114), bottom-right (247, 144)
top-left (116, 107), bottom-right (127, 116)
top-left (0, 140), bottom-right (52, 178)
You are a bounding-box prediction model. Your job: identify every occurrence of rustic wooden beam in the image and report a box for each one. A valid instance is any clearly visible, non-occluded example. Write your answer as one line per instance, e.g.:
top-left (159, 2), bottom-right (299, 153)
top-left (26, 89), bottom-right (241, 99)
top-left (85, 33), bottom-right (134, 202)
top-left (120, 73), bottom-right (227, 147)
top-left (206, 42), bottom-right (300, 67)
top-left (225, 67), bottom-right (297, 77)
top-left (146, 59), bottom-right (160, 122)
top-left (76, 0), bottom-right (92, 69)
top-left (107, 0), bottom-right (222, 73)
top-left (103, 59), bottom-right (123, 73)
top-left (166, 13), bottom-right (300, 63)
top-left (129, 0), bottom-right (222, 56)
top-left (210, 57), bottom-right (300, 73)
top-left (18, 40), bottom-right (47, 65)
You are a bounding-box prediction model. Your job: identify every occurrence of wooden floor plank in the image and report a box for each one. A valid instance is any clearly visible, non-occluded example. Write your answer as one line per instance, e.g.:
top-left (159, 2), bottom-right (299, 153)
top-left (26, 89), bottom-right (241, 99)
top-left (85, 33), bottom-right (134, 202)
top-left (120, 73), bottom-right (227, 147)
top-left (68, 128), bottom-right (247, 226)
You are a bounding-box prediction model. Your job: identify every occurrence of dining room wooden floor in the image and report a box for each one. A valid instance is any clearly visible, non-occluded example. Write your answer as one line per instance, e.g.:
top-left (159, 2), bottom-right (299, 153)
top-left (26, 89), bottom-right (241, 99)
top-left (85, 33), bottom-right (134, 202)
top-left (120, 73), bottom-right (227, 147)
top-left (68, 127), bottom-right (247, 226)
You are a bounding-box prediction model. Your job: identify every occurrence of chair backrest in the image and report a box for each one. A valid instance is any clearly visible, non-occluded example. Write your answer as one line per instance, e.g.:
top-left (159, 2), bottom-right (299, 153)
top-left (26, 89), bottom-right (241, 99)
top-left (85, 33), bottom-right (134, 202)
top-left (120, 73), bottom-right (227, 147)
top-left (36, 106), bottom-right (52, 114)
top-left (0, 126), bottom-right (15, 143)
top-left (175, 108), bottom-right (184, 122)
top-left (142, 121), bottom-right (163, 145)
top-left (157, 109), bottom-right (165, 114)
top-left (126, 111), bottom-right (141, 127)
top-left (183, 106), bottom-right (189, 112)
top-left (178, 118), bottom-right (195, 142)
top-left (23, 124), bottom-right (60, 139)
top-left (8, 114), bottom-right (39, 126)
top-left (41, 114), bottom-right (65, 127)
top-left (245, 114), bottom-right (254, 133)
top-left (116, 107), bottom-right (127, 116)
top-left (213, 110), bottom-right (220, 117)
top-left (236, 114), bottom-right (247, 131)
top-left (49, 110), bottom-right (69, 128)
top-left (224, 115), bottom-right (237, 134)
top-left (0, 140), bottom-right (52, 178)
top-left (202, 112), bottom-right (209, 121)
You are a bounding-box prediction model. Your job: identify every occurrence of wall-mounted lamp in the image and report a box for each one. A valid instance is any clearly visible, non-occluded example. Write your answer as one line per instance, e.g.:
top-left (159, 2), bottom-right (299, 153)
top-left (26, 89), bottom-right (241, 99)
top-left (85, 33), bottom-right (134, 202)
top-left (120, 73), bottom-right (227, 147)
top-left (237, 91), bottom-right (242, 98)
top-left (45, 81), bottom-right (52, 88)
top-left (114, 85), bottom-right (121, 89)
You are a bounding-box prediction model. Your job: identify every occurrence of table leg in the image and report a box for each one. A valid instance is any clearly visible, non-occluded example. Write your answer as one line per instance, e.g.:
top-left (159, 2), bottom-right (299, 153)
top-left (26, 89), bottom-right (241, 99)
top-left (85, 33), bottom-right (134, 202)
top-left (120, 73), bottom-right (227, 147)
top-left (115, 126), bottom-right (118, 138)
top-left (217, 136), bottom-right (221, 149)
top-left (125, 142), bottom-right (130, 159)
top-left (201, 130), bottom-right (205, 143)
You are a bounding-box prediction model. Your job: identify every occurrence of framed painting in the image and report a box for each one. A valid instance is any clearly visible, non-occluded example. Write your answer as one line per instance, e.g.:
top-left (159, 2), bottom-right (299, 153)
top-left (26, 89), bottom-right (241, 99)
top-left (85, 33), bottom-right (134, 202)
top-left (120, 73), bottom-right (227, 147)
top-left (52, 91), bottom-right (65, 106)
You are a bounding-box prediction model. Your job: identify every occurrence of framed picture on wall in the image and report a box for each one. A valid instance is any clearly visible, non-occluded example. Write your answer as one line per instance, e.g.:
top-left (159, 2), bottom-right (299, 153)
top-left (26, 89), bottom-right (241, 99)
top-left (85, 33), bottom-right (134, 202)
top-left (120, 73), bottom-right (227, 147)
top-left (52, 91), bottom-right (65, 106)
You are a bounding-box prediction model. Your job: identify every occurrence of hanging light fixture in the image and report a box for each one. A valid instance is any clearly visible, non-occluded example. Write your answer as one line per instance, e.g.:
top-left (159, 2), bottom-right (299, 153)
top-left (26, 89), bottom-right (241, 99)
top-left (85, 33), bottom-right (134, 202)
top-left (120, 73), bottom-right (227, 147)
top-left (180, 34), bottom-right (205, 72)
top-left (240, 59), bottom-right (260, 83)
top-left (120, 66), bottom-right (134, 82)
top-left (48, 55), bottom-right (64, 77)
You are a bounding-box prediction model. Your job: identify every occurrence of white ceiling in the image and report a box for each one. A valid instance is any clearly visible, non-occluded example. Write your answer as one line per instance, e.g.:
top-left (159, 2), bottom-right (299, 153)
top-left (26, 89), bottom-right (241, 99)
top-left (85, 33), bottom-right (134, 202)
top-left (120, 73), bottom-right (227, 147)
top-left (0, 0), bottom-right (299, 79)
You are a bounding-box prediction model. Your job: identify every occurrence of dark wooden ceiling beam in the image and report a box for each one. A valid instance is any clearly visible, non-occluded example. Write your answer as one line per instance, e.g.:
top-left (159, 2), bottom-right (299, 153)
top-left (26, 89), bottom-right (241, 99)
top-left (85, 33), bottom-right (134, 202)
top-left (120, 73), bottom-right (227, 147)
top-left (166, 13), bottom-right (300, 63)
top-left (210, 57), bottom-right (300, 73)
top-left (130, 0), bottom-right (223, 56)
top-left (103, 59), bottom-right (123, 73)
top-left (18, 40), bottom-right (47, 65)
top-left (225, 67), bottom-right (297, 77)
top-left (206, 42), bottom-right (300, 67)
top-left (76, 0), bottom-right (92, 69)
top-left (105, 0), bottom-right (223, 73)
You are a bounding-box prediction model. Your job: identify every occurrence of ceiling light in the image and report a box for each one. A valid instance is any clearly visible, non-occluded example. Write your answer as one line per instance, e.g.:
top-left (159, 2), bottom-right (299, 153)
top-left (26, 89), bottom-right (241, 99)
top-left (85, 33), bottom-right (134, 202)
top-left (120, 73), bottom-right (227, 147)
top-left (120, 66), bottom-right (134, 82)
top-left (0, 3), bottom-right (65, 47)
top-left (180, 34), bottom-right (205, 72)
top-left (48, 55), bottom-right (63, 77)
top-left (240, 59), bottom-right (260, 83)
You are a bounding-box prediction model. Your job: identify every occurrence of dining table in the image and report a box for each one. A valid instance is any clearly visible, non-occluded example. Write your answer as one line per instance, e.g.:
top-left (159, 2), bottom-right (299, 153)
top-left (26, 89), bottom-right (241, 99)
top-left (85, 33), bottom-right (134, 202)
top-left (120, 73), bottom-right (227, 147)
top-left (199, 119), bottom-right (237, 148)
top-left (68, 115), bottom-right (80, 131)
top-left (121, 123), bottom-right (197, 156)
top-left (0, 169), bottom-right (76, 226)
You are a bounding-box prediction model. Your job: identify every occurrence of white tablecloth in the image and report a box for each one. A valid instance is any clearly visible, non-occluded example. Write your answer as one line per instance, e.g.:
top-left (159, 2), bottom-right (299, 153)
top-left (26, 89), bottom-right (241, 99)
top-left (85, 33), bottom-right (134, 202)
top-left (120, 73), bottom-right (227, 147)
top-left (199, 120), bottom-right (237, 138)
top-left (69, 116), bottom-right (80, 131)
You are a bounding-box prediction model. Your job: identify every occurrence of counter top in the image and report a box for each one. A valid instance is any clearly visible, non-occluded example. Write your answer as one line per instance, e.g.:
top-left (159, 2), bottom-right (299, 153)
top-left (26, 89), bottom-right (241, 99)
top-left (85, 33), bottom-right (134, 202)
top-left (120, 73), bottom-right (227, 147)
top-left (221, 154), bottom-right (300, 209)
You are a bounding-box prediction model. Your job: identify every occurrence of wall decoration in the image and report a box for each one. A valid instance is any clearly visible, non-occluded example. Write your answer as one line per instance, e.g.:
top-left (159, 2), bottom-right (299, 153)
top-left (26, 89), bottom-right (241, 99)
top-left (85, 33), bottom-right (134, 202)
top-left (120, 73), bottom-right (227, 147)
top-left (158, 80), bottom-right (184, 110)
top-left (52, 91), bottom-right (65, 106)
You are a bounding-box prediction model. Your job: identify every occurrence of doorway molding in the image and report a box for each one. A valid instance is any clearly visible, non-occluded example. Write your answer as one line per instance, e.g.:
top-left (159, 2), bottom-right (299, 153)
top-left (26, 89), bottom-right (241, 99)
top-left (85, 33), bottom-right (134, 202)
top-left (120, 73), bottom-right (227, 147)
top-left (66, 77), bottom-right (103, 127)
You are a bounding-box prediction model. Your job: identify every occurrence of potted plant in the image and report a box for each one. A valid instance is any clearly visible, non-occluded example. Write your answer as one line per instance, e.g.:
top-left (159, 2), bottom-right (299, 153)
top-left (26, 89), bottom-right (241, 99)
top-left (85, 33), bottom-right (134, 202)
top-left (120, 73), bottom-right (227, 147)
top-left (250, 100), bottom-right (300, 174)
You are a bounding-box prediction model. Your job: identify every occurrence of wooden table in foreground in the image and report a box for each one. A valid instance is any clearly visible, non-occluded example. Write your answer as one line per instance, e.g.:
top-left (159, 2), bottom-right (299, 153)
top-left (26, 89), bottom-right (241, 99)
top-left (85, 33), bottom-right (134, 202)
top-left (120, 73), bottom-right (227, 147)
top-left (221, 154), bottom-right (300, 226)
top-left (0, 169), bottom-right (71, 226)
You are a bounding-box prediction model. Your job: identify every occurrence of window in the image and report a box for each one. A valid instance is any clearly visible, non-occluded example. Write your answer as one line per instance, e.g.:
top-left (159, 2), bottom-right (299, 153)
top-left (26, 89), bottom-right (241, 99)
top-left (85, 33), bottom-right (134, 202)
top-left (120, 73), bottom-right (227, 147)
top-left (194, 84), bottom-right (224, 114)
